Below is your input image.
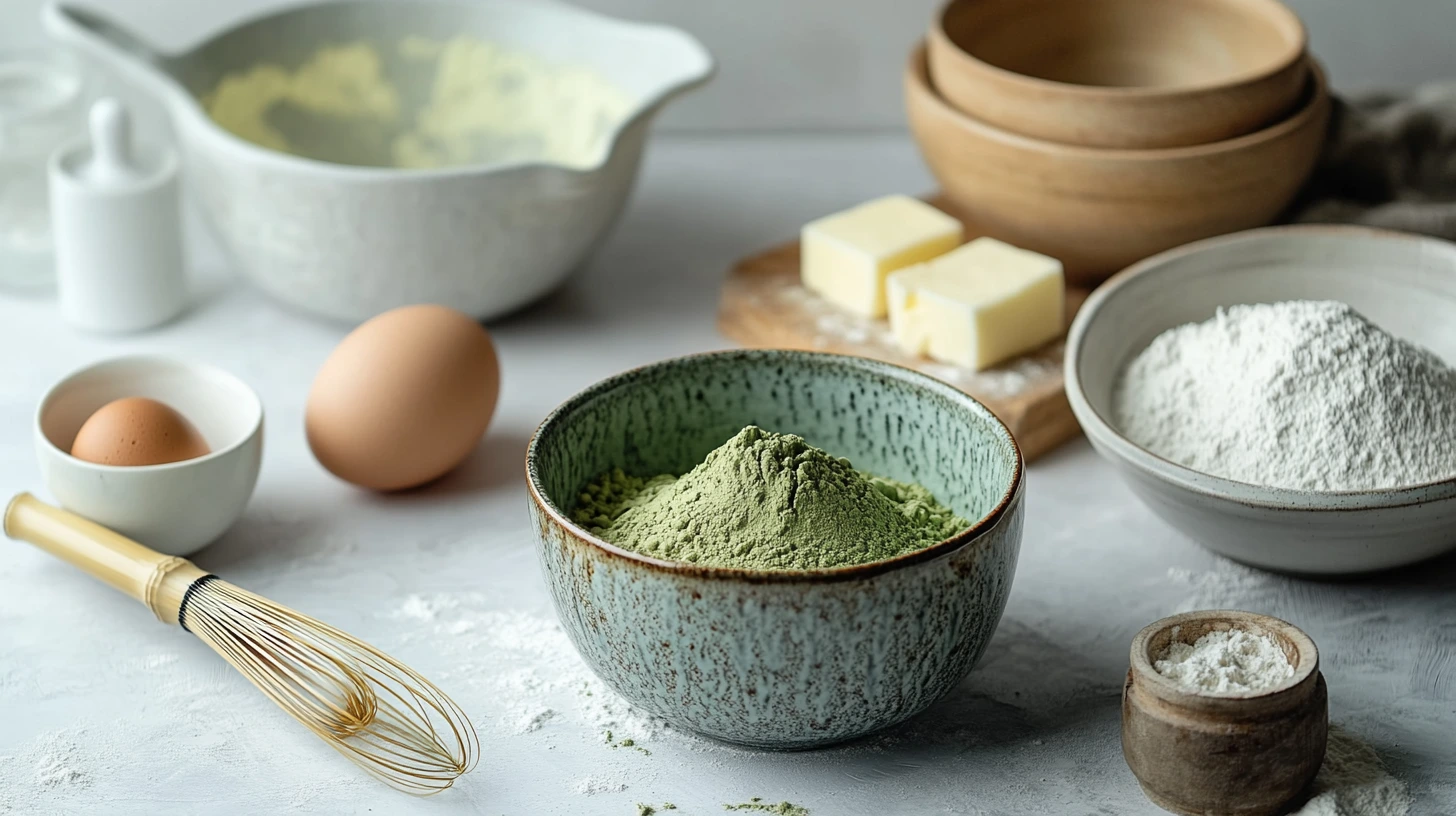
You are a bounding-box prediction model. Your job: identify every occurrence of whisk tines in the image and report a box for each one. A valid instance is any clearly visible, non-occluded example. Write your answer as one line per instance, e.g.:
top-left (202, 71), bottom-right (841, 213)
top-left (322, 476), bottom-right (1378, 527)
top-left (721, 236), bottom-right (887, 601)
top-left (179, 578), bottom-right (480, 795)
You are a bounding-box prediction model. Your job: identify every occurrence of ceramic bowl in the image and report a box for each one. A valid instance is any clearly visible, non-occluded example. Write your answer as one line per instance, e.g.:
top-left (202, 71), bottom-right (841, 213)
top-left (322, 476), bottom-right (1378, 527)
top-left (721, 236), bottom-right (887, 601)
top-left (1065, 225), bottom-right (1456, 575)
top-left (905, 45), bottom-right (1329, 285)
top-left (44, 0), bottom-right (712, 324)
top-left (34, 356), bottom-right (264, 556)
top-left (526, 350), bottom-right (1024, 748)
top-left (929, 0), bottom-right (1307, 149)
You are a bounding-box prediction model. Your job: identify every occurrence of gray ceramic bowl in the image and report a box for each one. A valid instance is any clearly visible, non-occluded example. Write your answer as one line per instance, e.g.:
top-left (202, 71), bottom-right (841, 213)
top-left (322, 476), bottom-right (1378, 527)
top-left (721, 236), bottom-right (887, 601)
top-left (526, 350), bottom-right (1023, 748)
top-left (1066, 225), bottom-right (1456, 575)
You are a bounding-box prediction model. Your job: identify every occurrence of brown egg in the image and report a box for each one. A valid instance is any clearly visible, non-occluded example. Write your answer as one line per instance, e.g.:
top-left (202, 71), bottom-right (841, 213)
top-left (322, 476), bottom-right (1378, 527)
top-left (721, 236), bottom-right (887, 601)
top-left (306, 304), bottom-right (500, 491)
top-left (71, 397), bottom-right (211, 466)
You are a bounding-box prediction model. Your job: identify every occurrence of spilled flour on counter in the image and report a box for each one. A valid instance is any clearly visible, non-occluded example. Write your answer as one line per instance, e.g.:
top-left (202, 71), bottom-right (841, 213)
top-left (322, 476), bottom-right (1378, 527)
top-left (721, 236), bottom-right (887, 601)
top-left (8, 727), bottom-right (90, 791)
top-left (386, 593), bottom-right (675, 747)
top-left (506, 704), bottom-right (558, 735)
top-left (1117, 300), bottom-right (1456, 491)
top-left (0, 728), bottom-right (92, 813)
top-left (1292, 726), bottom-right (1411, 816)
top-left (575, 776), bottom-right (628, 795)
top-left (0, 652), bottom-right (371, 813)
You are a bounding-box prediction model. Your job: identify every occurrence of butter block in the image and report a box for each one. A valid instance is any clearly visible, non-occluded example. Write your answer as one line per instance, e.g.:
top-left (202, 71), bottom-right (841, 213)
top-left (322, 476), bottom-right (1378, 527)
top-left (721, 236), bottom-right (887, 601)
top-left (887, 237), bottom-right (1064, 371)
top-left (801, 195), bottom-right (963, 317)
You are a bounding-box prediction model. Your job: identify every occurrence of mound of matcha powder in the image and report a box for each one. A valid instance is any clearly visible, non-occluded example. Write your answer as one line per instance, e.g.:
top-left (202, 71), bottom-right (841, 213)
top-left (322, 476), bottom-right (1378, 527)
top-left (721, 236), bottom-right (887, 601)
top-left (572, 426), bottom-right (969, 570)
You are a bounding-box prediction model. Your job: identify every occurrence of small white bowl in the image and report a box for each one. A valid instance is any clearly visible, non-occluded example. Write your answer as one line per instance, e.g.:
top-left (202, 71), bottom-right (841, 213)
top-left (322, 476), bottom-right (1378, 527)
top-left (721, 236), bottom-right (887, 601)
top-left (35, 356), bottom-right (264, 556)
top-left (1066, 225), bottom-right (1456, 575)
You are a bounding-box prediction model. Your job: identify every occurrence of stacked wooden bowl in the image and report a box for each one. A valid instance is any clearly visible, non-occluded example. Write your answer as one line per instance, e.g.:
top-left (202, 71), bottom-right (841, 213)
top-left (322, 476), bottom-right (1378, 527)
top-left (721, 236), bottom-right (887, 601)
top-left (910, 0), bottom-right (1330, 285)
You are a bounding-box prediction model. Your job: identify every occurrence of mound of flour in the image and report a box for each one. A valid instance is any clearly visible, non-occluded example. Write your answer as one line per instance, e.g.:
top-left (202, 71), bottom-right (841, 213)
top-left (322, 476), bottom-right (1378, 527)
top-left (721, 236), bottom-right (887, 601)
top-left (1154, 628), bottom-right (1294, 694)
top-left (1115, 300), bottom-right (1456, 491)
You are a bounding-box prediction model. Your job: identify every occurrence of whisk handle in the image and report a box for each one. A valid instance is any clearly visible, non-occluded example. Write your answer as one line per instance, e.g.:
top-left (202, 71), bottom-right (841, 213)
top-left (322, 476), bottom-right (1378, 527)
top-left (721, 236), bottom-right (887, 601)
top-left (3, 493), bottom-right (207, 625)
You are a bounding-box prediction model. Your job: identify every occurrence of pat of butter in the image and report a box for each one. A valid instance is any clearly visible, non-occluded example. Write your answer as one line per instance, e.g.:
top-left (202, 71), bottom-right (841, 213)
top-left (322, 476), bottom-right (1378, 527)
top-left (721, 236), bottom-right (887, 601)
top-left (801, 195), bottom-right (963, 318)
top-left (887, 237), bottom-right (1064, 371)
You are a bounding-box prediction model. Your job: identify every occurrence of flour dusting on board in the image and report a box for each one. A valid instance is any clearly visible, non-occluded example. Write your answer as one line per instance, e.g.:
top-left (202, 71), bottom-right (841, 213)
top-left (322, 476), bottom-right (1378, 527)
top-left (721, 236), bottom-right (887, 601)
top-left (769, 276), bottom-right (1061, 399)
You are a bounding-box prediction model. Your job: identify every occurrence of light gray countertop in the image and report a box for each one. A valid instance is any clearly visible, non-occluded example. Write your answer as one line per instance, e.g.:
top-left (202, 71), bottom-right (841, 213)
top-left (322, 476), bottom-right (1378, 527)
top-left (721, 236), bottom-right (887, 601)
top-left (0, 134), bottom-right (1451, 815)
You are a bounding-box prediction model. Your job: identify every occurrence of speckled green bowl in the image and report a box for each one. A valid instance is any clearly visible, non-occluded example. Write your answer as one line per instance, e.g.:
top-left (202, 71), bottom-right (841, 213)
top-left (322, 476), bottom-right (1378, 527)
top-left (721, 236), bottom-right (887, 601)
top-left (526, 350), bottom-right (1024, 748)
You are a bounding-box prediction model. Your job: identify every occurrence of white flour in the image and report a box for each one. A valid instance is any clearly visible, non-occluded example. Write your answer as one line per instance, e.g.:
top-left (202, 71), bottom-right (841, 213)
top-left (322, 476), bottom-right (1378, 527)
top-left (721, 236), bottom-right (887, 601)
top-left (1116, 300), bottom-right (1456, 491)
top-left (1154, 627), bottom-right (1294, 694)
top-left (575, 776), bottom-right (629, 795)
top-left (17, 727), bottom-right (89, 790)
top-left (1292, 726), bottom-right (1412, 816)
top-left (388, 593), bottom-right (674, 745)
top-left (0, 646), bottom-right (372, 814)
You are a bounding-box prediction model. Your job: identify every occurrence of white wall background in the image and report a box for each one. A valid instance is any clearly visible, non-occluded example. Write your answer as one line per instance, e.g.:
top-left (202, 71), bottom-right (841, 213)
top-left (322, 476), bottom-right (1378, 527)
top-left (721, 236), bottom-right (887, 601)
top-left (2, 0), bottom-right (1455, 133)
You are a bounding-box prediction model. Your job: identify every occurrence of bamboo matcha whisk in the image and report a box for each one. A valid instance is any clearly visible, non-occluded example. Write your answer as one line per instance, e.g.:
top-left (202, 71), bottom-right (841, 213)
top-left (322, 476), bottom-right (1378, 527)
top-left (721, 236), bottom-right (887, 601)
top-left (3, 493), bottom-right (479, 795)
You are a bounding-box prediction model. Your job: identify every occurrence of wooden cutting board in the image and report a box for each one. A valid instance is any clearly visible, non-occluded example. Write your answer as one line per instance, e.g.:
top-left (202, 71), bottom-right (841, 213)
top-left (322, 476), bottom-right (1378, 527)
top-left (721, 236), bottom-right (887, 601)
top-left (717, 197), bottom-right (1089, 462)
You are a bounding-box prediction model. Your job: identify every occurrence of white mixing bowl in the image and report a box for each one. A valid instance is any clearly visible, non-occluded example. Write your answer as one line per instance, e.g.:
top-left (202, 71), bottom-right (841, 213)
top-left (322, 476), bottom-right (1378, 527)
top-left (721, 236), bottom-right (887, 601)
top-left (45, 0), bottom-right (713, 323)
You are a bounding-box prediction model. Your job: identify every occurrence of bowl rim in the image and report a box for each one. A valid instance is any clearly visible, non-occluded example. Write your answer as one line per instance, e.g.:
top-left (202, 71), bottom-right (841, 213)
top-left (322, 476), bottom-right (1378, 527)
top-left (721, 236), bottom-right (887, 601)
top-left (35, 354), bottom-right (265, 473)
top-left (525, 349), bottom-right (1025, 584)
top-left (931, 0), bottom-right (1308, 100)
top-left (1064, 223), bottom-right (1456, 510)
top-left (906, 43), bottom-right (1329, 161)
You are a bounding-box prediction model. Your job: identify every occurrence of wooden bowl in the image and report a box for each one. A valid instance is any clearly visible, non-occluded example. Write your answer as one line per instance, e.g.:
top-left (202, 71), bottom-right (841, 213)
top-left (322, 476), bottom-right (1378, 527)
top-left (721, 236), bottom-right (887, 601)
top-left (905, 45), bottom-right (1329, 284)
top-left (928, 0), bottom-right (1307, 149)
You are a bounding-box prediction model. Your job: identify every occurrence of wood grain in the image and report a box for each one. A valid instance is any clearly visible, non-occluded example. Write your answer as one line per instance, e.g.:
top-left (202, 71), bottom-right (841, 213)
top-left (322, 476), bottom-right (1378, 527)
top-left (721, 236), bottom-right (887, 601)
top-left (930, 0), bottom-right (1308, 149)
top-left (717, 198), bottom-right (1090, 462)
top-left (906, 46), bottom-right (1330, 284)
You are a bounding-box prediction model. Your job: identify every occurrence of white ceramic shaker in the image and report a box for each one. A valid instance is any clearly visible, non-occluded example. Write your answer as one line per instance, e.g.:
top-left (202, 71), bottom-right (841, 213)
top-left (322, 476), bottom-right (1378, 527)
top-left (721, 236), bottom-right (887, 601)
top-left (49, 97), bottom-right (186, 332)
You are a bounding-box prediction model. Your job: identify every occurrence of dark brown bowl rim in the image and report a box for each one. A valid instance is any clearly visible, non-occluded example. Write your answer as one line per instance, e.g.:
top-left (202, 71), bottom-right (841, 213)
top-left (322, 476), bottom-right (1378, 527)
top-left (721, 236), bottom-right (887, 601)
top-left (932, 0), bottom-right (1308, 99)
top-left (524, 349), bottom-right (1024, 584)
top-left (907, 43), bottom-right (1329, 161)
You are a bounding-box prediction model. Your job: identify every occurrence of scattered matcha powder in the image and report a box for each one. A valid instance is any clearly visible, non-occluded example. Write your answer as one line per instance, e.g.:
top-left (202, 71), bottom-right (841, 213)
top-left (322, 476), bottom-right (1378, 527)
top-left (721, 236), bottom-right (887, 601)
top-left (573, 426), bottom-right (969, 570)
top-left (724, 799), bottom-right (810, 816)
top-left (604, 730), bottom-right (650, 755)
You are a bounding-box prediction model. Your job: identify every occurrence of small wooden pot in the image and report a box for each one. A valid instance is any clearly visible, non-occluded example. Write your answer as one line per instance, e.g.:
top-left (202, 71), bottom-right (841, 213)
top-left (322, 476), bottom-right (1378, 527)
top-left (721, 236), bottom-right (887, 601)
top-left (1122, 610), bottom-right (1328, 816)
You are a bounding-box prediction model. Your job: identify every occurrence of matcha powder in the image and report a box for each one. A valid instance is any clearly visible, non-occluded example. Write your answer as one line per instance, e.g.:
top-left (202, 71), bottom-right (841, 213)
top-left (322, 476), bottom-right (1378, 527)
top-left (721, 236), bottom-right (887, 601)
top-left (572, 426), bottom-right (970, 570)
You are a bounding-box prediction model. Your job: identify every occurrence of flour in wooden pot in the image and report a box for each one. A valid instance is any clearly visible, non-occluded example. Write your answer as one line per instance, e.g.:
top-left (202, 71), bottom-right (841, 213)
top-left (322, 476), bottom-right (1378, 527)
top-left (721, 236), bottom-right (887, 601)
top-left (1154, 627), bottom-right (1294, 694)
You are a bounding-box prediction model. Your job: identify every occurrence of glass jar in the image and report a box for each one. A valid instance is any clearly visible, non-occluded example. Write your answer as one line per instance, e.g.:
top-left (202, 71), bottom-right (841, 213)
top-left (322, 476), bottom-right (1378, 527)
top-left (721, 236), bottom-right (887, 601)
top-left (0, 48), bottom-right (87, 292)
